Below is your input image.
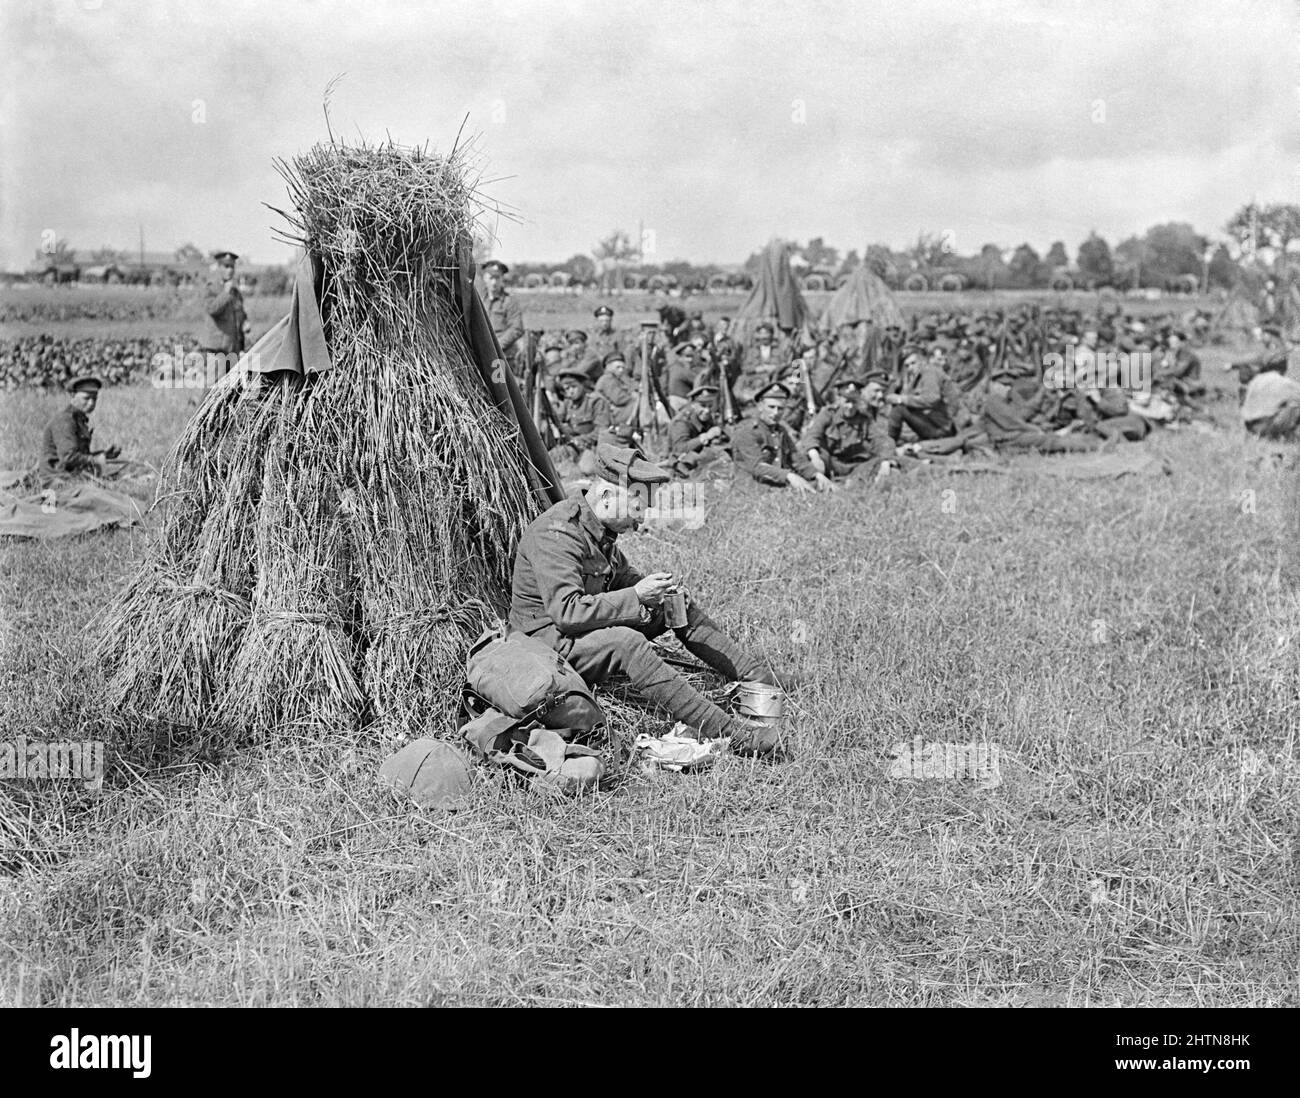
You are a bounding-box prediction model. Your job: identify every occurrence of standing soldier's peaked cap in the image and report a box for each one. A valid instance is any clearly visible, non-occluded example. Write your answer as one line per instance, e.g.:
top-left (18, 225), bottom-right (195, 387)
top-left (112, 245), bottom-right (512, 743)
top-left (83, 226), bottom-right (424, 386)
top-left (212, 250), bottom-right (239, 262)
top-left (594, 443), bottom-right (671, 485)
top-left (593, 305), bottom-right (614, 318)
top-left (66, 375), bottom-right (104, 393)
top-left (482, 259), bottom-right (509, 275)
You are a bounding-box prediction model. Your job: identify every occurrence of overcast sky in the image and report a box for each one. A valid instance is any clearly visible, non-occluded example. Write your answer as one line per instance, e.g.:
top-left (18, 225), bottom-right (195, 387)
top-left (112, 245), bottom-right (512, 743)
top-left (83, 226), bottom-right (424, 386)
top-left (1, 0), bottom-right (1295, 270)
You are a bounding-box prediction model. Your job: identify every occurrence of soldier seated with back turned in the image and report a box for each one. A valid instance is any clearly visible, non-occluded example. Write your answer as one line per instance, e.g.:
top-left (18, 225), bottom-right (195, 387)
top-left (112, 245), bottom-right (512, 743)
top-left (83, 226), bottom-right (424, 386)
top-left (510, 444), bottom-right (800, 754)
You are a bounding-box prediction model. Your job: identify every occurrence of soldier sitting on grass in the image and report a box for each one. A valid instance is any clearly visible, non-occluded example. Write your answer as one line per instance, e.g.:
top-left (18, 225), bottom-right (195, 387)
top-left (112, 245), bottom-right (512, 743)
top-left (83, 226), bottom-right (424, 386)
top-left (509, 444), bottom-right (801, 755)
top-left (39, 376), bottom-right (135, 485)
top-left (799, 374), bottom-right (899, 486)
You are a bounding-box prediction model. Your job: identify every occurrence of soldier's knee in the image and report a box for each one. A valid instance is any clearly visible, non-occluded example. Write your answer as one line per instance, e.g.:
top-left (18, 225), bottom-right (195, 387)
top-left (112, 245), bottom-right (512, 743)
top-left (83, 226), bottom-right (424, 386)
top-left (604, 627), bottom-right (652, 664)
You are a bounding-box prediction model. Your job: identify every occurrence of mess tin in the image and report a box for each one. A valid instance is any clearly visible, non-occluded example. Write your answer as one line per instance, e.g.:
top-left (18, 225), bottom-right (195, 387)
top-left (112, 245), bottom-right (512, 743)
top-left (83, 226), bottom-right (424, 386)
top-left (663, 589), bottom-right (688, 629)
top-left (733, 681), bottom-right (785, 724)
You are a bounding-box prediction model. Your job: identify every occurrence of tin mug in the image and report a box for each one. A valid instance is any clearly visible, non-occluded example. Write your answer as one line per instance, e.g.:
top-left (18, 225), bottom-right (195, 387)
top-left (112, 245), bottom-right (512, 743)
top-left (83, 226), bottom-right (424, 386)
top-left (663, 590), bottom-right (688, 629)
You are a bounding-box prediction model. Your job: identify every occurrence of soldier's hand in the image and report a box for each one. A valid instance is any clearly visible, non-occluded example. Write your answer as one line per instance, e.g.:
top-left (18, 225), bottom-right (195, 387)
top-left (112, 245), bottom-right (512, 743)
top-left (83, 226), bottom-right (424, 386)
top-left (634, 572), bottom-right (676, 606)
top-left (787, 473), bottom-right (815, 493)
top-left (814, 474), bottom-right (837, 493)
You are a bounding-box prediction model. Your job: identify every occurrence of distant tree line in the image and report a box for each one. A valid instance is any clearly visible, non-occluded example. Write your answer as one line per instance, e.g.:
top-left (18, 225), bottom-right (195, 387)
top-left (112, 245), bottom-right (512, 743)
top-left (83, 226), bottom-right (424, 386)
top-left (495, 202), bottom-right (1300, 295)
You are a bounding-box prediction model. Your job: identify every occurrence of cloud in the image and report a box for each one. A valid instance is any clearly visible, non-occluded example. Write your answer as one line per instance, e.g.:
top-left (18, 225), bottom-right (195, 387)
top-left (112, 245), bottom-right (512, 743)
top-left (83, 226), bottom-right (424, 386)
top-left (1, 0), bottom-right (1295, 269)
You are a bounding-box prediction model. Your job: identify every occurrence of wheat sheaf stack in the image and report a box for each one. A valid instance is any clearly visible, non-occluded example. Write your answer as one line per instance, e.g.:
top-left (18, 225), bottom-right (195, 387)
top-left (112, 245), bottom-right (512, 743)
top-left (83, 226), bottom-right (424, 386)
top-left (99, 138), bottom-right (553, 754)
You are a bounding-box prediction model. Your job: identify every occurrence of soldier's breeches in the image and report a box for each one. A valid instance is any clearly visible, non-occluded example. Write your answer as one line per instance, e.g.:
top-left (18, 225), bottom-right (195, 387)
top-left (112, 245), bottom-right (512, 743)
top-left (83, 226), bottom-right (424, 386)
top-left (672, 604), bottom-right (771, 683)
top-left (888, 405), bottom-right (955, 442)
top-left (564, 624), bottom-right (735, 738)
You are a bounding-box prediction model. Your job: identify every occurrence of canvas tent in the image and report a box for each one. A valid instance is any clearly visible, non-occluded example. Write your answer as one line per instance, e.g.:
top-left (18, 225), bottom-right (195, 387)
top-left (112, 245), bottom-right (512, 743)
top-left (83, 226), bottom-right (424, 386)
top-left (818, 264), bottom-right (903, 331)
top-left (733, 240), bottom-right (811, 345)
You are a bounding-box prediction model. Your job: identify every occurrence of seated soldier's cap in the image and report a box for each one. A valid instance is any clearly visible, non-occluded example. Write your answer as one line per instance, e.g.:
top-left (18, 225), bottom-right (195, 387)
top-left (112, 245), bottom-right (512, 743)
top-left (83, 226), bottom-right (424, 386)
top-left (860, 370), bottom-right (890, 386)
top-left (66, 375), bottom-right (104, 393)
top-left (831, 376), bottom-right (863, 390)
top-left (212, 250), bottom-right (239, 263)
top-left (689, 382), bottom-right (719, 399)
top-left (542, 338), bottom-right (563, 352)
top-left (755, 322), bottom-right (775, 335)
top-left (557, 367), bottom-right (590, 384)
top-left (754, 381), bottom-right (794, 402)
top-left (482, 259), bottom-right (509, 275)
top-left (900, 343), bottom-right (924, 359)
top-left (672, 341), bottom-right (696, 356)
top-left (595, 443), bottom-right (671, 485)
top-left (565, 329), bottom-right (589, 343)
top-left (602, 350), bottom-right (627, 368)
top-left (593, 304), bottom-right (614, 318)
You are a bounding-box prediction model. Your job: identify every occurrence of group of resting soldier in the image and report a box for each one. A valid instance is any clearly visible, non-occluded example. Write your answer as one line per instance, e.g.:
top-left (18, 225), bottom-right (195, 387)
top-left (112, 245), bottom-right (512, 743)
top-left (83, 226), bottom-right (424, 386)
top-left (510, 298), bottom-right (1280, 491)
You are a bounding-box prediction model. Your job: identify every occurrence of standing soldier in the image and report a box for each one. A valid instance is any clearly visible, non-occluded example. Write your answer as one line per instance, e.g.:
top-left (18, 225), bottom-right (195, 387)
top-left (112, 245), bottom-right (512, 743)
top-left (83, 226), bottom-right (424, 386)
top-left (482, 260), bottom-right (525, 376)
top-left (729, 382), bottom-right (826, 492)
top-left (589, 304), bottom-right (622, 365)
top-left (201, 250), bottom-right (247, 377)
top-left (509, 443), bottom-right (799, 754)
top-left (550, 368), bottom-right (611, 470)
top-left (799, 375), bottom-right (898, 485)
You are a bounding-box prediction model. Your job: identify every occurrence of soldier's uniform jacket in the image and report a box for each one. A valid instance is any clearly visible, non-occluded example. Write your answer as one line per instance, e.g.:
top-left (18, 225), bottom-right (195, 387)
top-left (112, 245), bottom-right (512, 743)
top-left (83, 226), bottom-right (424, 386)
top-left (201, 278), bottom-right (247, 353)
top-left (744, 340), bottom-right (790, 377)
top-left (486, 290), bottom-right (524, 352)
top-left (554, 391), bottom-right (611, 449)
top-left (798, 404), bottom-right (892, 472)
top-left (41, 404), bottom-right (97, 475)
top-left (899, 359), bottom-right (949, 413)
top-left (730, 416), bottom-right (800, 486)
top-left (665, 356), bottom-right (701, 400)
top-left (589, 331), bottom-right (623, 366)
top-left (667, 405), bottom-right (716, 457)
top-left (1158, 347), bottom-right (1202, 384)
top-left (595, 372), bottom-right (636, 424)
top-left (510, 495), bottom-right (647, 637)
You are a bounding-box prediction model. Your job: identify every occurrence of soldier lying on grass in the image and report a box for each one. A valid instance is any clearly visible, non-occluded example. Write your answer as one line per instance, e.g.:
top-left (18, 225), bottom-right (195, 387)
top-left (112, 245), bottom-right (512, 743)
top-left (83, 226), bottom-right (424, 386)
top-left (509, 443), bottom-right (801, 756)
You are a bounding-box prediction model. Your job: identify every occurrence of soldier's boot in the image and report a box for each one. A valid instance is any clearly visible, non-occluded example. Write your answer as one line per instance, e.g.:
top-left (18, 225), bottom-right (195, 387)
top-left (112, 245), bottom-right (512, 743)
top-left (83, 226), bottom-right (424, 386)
top-left (672, 606), bottom-right (804, 690)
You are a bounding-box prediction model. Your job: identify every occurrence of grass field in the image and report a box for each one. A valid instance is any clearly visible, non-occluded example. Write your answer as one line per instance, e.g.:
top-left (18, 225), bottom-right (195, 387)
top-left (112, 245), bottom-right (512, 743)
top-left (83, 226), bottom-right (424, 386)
top-left (2, 330), bottom-right (1297, 1006)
